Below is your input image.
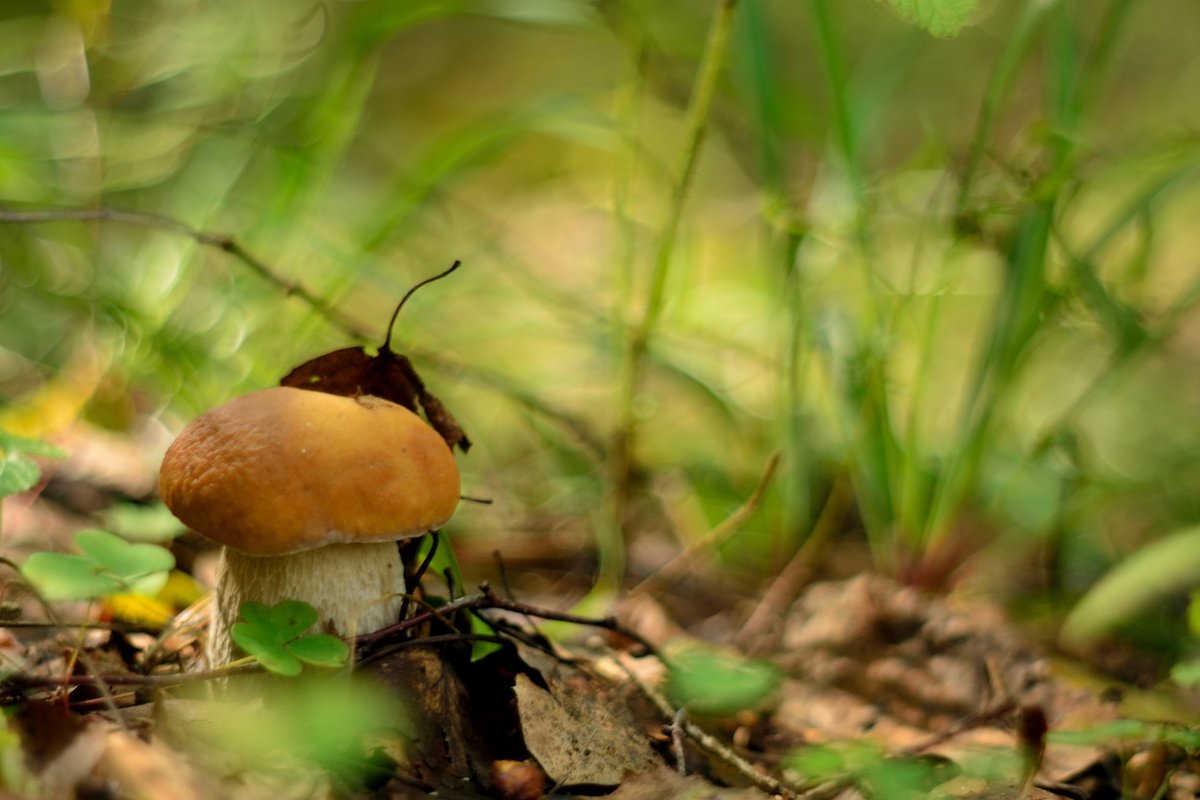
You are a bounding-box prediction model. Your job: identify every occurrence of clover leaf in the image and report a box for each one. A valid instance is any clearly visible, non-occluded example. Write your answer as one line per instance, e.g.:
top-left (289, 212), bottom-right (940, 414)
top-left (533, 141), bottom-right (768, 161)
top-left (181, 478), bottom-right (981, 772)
top-left (21, 529), bottom-right (175, 601)
top-left (230, 600), bottom-right (350, 676)
top-left (20, 554), bottom-right (124, 601)
top-left (0, 431), bottom-right (65, 498)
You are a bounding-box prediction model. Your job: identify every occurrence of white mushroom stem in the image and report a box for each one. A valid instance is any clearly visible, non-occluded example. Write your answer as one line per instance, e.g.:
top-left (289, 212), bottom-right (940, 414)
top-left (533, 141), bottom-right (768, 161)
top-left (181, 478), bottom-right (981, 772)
top-left (207, 541), bottom-right (407, 668)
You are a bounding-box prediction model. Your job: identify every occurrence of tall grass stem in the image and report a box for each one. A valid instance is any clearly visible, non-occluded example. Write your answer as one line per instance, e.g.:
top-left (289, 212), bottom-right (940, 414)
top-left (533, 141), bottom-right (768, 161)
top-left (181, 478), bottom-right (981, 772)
top-left (604, 0), bottom-right (741, 596)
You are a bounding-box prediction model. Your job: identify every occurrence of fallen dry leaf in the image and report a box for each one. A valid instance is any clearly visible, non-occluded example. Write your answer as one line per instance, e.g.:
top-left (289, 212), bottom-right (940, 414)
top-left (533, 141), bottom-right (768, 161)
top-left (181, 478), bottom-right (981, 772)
top-left (97, 729), bottom-right (211, 800)
top-left (606, 765), bottom-right (774, 800)
top-left (513, 668), bottom-right (660, 787)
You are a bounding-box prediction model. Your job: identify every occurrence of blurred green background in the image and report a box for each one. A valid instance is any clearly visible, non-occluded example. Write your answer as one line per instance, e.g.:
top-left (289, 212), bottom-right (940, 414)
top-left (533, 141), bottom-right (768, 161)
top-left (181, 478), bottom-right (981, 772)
top-left (2, 0), bottom-right (1199, 655)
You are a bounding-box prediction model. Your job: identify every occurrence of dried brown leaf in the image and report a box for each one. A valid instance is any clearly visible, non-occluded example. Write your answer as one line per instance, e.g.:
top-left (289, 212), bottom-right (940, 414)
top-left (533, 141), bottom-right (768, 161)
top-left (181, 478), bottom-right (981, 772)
top-left (279, 262), bottom-right (471, 453)
top-left (367, 645), bottom-right (492, 786)
top-left (513, 669), bottom-right (660, 787)
top-left (281, 347), bottom-right (470, 453)
top-left (98, 729), bottom-right (211, 800)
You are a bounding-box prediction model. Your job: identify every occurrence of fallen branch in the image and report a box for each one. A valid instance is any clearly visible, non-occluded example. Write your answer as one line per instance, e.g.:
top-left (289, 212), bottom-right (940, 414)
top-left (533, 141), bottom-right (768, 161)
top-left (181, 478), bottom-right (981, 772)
top-left (355, 582), bottom-right (658, 657)
top-left (0, 206), bottom-right (370, 340)
top-left (0, 619), bottom-right (163, 634)
top-left (0, 662), bottom-right (261, 696)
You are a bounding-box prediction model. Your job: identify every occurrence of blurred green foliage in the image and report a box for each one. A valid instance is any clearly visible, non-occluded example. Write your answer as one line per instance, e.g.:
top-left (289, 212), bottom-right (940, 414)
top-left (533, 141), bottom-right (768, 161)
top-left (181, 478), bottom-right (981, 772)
top-left (2, 0), bottom-right (1200, 645)
top-left (786, 739), bottom-right (989, 799)
top-left (179, 675), bottom-right (407, 787)
top-left (665, 643), bottom-right (780, 716)
top-left (0, 430), bottom-right (63, 497)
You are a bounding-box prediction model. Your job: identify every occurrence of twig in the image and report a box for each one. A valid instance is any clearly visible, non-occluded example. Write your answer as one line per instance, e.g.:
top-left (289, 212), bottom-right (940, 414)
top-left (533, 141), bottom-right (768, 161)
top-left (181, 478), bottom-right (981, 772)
top-left (399, 531), bottom-right (441, 622)
top-left (670, 706), bottom-right (688, 775)
top-left (0, 558), bottom-right (126, 727)
top-left (0, 205), bottom-right (371, 340)
top-left (629, 453), bottom-right (780, 597)
top-left (896, 696), bottom-right (1017, 757)
top-left (354, 632), bottom-right (513, 669)
top-left (609, 646), bottom-right (799, 799)
top-left (0, 619), bottom-right (162, 634)
top-left (355, 582), bottom-right (657, 657)
top-left (0, 204), bottom-right (609, 458)
top-left (0, 662), bottom-right (262, 695)
top-left (492, 550), bottom-right (546, 642)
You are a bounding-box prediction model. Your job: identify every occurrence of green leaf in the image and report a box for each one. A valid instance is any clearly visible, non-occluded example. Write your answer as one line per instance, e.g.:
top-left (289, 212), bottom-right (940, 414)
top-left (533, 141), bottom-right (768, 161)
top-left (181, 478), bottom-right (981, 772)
top-left (231, 622), bottom-right (303, 676)
top-left (863, 756), bottom-right (952, 797)
top-left (877, 0), bottom-right (980, 37)
top-left (127, 572), bottom-right (171, 597)
top-left (1187, 591), bottom-right (1200, 637)
top-left (238, 601), bottom-right (279, 633)
top-left (1164, 727), bottom-right (1200, 751)
top-left (239, 600), bottom-right (318, 642)
top-left (665, 645), bottom-right (780, 717)
top-left (232, 601), bottom-right (335, 674)
top-left (74, 529), bottom-right (174, 582)
top-left (102, 502), bottom-right (185, 542)
top-left (468, 609), bottom-right (502, 661)
top-left (1060, 525), bottom-right (1200, 648)
top-left (0, 431), bottom-right (66, 459)
top-left (0, 431), bottom-right (66, 498)
top-left (285, 634), bottom-right (350, 667)
top-left (1047, 719), bottom-right (1152, 745)
top-left (1171, 658), bottom-right (1200, 688)
top-left (21, 553), bottom-right (123, 601)
top-left (0, 454), bottom-right (41, 498)
top-left (285, 679), bottom-right (408, 779)
top-left (787, 744), bottom-right (847, 780)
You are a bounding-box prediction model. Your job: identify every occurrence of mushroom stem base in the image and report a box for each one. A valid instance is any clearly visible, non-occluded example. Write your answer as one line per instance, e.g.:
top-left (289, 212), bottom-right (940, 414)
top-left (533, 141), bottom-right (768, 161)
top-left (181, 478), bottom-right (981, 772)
top-left (208, 542), bottom-right (407, 669)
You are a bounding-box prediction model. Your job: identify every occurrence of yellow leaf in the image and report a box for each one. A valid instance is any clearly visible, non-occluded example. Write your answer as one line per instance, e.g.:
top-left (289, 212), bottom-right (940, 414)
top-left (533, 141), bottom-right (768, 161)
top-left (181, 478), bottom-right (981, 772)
top-left (0, 344), bottom-right (107, 439)
top-left (101, 571), bottom-right (205, 627)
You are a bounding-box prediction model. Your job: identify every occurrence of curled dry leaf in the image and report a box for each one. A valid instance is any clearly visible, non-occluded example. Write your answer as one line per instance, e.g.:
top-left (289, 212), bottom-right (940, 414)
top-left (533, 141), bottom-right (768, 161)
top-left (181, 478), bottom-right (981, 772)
top-left (281, 346), bottom-right (470, 453)
top-left (279, 261), bottom-right (471, 453)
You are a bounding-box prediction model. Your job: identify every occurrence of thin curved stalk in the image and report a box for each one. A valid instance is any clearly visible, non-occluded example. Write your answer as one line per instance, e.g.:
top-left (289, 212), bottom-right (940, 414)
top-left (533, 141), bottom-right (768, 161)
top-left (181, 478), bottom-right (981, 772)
top-left (604, 0), bottom-right (741, 595)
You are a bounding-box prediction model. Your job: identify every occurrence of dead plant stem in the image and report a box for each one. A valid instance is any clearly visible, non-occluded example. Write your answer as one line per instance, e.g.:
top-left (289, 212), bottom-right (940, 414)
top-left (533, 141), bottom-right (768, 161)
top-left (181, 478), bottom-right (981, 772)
top-left (735, 472), bottom-right (851, 653)
top-left (629, 452), bottom-right (779, 597)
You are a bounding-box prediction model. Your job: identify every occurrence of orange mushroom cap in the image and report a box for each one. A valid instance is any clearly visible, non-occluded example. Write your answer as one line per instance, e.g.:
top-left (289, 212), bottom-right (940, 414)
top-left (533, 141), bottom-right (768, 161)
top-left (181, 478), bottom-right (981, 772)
top-left (159, 387), bottom-right (460, 555)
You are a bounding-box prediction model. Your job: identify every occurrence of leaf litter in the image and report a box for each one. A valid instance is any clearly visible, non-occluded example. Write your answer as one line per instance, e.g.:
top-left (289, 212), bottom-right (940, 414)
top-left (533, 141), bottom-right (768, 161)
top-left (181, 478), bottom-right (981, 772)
top-left (4, 552), bottom-right (1200, 799)
top-left (3, 276), bottom-right (1198, 798)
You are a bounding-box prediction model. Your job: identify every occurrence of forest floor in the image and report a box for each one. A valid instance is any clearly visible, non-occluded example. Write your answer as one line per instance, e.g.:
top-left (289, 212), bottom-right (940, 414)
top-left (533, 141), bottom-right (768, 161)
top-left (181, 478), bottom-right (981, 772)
top-left (2, 421), bottom-right (1198, 800)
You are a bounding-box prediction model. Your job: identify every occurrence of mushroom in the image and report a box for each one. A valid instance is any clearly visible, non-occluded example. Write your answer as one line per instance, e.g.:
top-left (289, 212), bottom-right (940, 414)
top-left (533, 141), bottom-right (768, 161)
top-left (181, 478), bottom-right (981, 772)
top-left (158, 386), bottom-right (460, 667)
